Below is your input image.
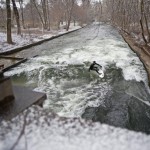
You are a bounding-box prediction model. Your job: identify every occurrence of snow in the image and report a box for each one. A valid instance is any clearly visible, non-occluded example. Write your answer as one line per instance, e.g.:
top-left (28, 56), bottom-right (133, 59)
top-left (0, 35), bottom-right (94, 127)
top-left (0, 33), bottom-right (40, 52)
top-left (0, 24), bottom-right (81, 53)
top-left (0, 106), bottom-right (150, 150)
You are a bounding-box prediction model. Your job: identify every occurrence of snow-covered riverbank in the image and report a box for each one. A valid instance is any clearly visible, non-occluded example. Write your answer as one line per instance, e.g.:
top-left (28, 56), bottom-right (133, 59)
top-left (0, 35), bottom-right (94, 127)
top-left (121, 33), bottom-right (150, 87)
top-left (0, 106), bottom-right (150, 150)
top-left (0, 24), bottom-right (81, 53)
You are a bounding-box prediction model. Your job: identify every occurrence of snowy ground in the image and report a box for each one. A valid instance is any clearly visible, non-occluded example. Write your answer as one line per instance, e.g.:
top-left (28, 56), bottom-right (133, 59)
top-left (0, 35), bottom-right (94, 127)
top-left (0, 106), bottom-right (150, 150)
top-left (0, 24), bottom-right (81, 53)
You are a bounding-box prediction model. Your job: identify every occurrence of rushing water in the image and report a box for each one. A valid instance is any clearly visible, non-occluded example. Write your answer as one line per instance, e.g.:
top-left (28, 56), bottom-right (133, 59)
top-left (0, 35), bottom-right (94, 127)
top-left (5, 23), bottom-right (150, 133)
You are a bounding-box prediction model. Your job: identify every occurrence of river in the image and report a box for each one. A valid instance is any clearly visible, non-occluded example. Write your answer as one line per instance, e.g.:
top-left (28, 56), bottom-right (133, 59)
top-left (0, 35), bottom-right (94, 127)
top-left (4, 23), bottom-right (150, 133)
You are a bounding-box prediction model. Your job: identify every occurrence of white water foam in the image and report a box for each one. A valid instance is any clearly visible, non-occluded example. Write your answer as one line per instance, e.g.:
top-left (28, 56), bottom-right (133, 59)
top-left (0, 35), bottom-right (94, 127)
top-left (5, 34), bottom-right (147, 83)
top-left (39, 77), bottom-right (111, 117)
top-left (4, 24), bottom-right (148, 117)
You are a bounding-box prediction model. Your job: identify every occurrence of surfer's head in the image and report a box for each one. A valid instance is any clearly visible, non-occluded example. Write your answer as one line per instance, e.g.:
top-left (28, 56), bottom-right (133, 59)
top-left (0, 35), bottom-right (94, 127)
top-left (93, 61), bottom-right (96, 64)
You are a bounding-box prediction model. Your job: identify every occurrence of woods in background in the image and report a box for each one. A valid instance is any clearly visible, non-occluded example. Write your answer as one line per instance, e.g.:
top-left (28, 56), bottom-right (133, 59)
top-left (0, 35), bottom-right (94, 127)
top-left (101, 0), bottom-right (150, 45)
top-left (0, 0), bottom-right (94, 44)
top-left (1, 0), bottom-right (150, 45)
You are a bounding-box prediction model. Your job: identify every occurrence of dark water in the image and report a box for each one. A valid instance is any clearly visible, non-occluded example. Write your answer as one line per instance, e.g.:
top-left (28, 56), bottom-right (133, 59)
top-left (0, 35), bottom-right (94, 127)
top-left (82, 67), bottom-right (150, 133)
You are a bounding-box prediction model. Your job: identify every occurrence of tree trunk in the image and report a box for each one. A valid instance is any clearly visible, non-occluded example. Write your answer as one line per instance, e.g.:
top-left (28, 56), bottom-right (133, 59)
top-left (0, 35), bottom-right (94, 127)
top-left (41, 0), bottom-right (48, 29)
top-left (30, 1), bottom-right (35, 28)
top-left (32, 1), bottom-right (45, 29)
top-left (140, 19), bottom-right (147, 44)
top-left (140, 0), bottom-right (148, 44)
top-left (6, 0), bottom-right (13, 44)
top-left (46, 0), bottom-right (50, 30)
top-left (66, 0), bottom-right (75, 31)
top-left (12, 0), bottom-right (21, 35)
top-left (19, 0), bottom-right (25, 29)
top-left (98, 0), bottom-right (102, 22)
top-left (143, 10), bottom-right (150, 43)
top-left (0, 4), bottom-right (5, 28)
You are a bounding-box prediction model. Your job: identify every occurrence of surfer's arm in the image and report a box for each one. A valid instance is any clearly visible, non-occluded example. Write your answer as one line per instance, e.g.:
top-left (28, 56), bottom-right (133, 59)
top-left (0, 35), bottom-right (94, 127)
top-left (95, 63), bottom-right (102, 68)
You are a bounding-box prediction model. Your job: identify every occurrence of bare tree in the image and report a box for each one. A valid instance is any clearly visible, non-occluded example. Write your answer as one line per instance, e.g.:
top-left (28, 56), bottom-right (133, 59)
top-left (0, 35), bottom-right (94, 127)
top-left (93, 0), bottom-right (103, 22)
top-left (12, 0), bottom-right (21, 35)
top-left (46, 0), bottom-right (51, 30)
top-left (50, 0), bottom-right (64, 30)
top-left (29, 0), bottom-right (36, 28)
top-left (6, 0), bottom-right (13, 44)
top-left (63, 0), bottom-right (75, 31)
top-left (80, 0), bottom-right (92, 24)
top-left (19, 0), bottom-right (25, 29)
top-left (140, 0), bottom-right (150, 44)
top-left (41, 0), bottom-right (48, 29)
top-left (0, 0), bottom-right (6, 28)
top-left (32, 0), bottom-right (50, 30)
top-left (101, 0), bottom-right (150, 45)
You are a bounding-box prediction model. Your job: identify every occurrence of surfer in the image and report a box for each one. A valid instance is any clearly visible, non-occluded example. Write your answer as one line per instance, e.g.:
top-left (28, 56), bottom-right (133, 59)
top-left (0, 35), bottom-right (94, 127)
top-left (89, 61), bottom-right (102, 75)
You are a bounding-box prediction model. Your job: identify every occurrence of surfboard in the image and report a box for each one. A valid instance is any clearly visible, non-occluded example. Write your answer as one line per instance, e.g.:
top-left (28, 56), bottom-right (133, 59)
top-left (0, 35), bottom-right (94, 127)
top-left (90, 68), bottom-right (104, 78)
top-left (98, 69), bottom-right (104, 78)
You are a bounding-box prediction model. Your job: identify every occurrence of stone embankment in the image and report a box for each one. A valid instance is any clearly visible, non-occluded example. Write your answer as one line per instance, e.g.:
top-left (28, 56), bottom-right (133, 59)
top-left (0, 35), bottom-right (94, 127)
top-left (121, 33), bottom-right (150, 86)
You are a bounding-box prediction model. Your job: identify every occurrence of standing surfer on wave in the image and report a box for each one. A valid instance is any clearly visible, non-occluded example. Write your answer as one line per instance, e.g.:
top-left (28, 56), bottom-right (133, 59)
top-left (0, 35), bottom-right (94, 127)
top-left (89, 61), bottom-right (102, 75)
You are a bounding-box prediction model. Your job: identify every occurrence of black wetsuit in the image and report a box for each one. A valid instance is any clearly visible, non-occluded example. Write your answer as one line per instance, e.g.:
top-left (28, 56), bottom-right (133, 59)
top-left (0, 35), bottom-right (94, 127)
top-left (89, 62), bottom-right (102, 74)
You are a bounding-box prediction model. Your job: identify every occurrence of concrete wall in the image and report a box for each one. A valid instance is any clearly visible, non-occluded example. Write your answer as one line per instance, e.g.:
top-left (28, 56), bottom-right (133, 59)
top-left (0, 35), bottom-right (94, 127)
top-left (0, 76), bottom-right (14, 105)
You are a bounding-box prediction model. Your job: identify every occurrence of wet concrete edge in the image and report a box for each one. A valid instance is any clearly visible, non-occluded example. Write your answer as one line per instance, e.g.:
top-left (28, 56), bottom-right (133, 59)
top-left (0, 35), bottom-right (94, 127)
top-left (0, 85), bottom-right (47, 121)
top-left (0, 27), bottom-right (86, 56)
top-left (2, 58), bottom-right (28, 72)
top-left (0, 56), bottom-right (23, 60)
